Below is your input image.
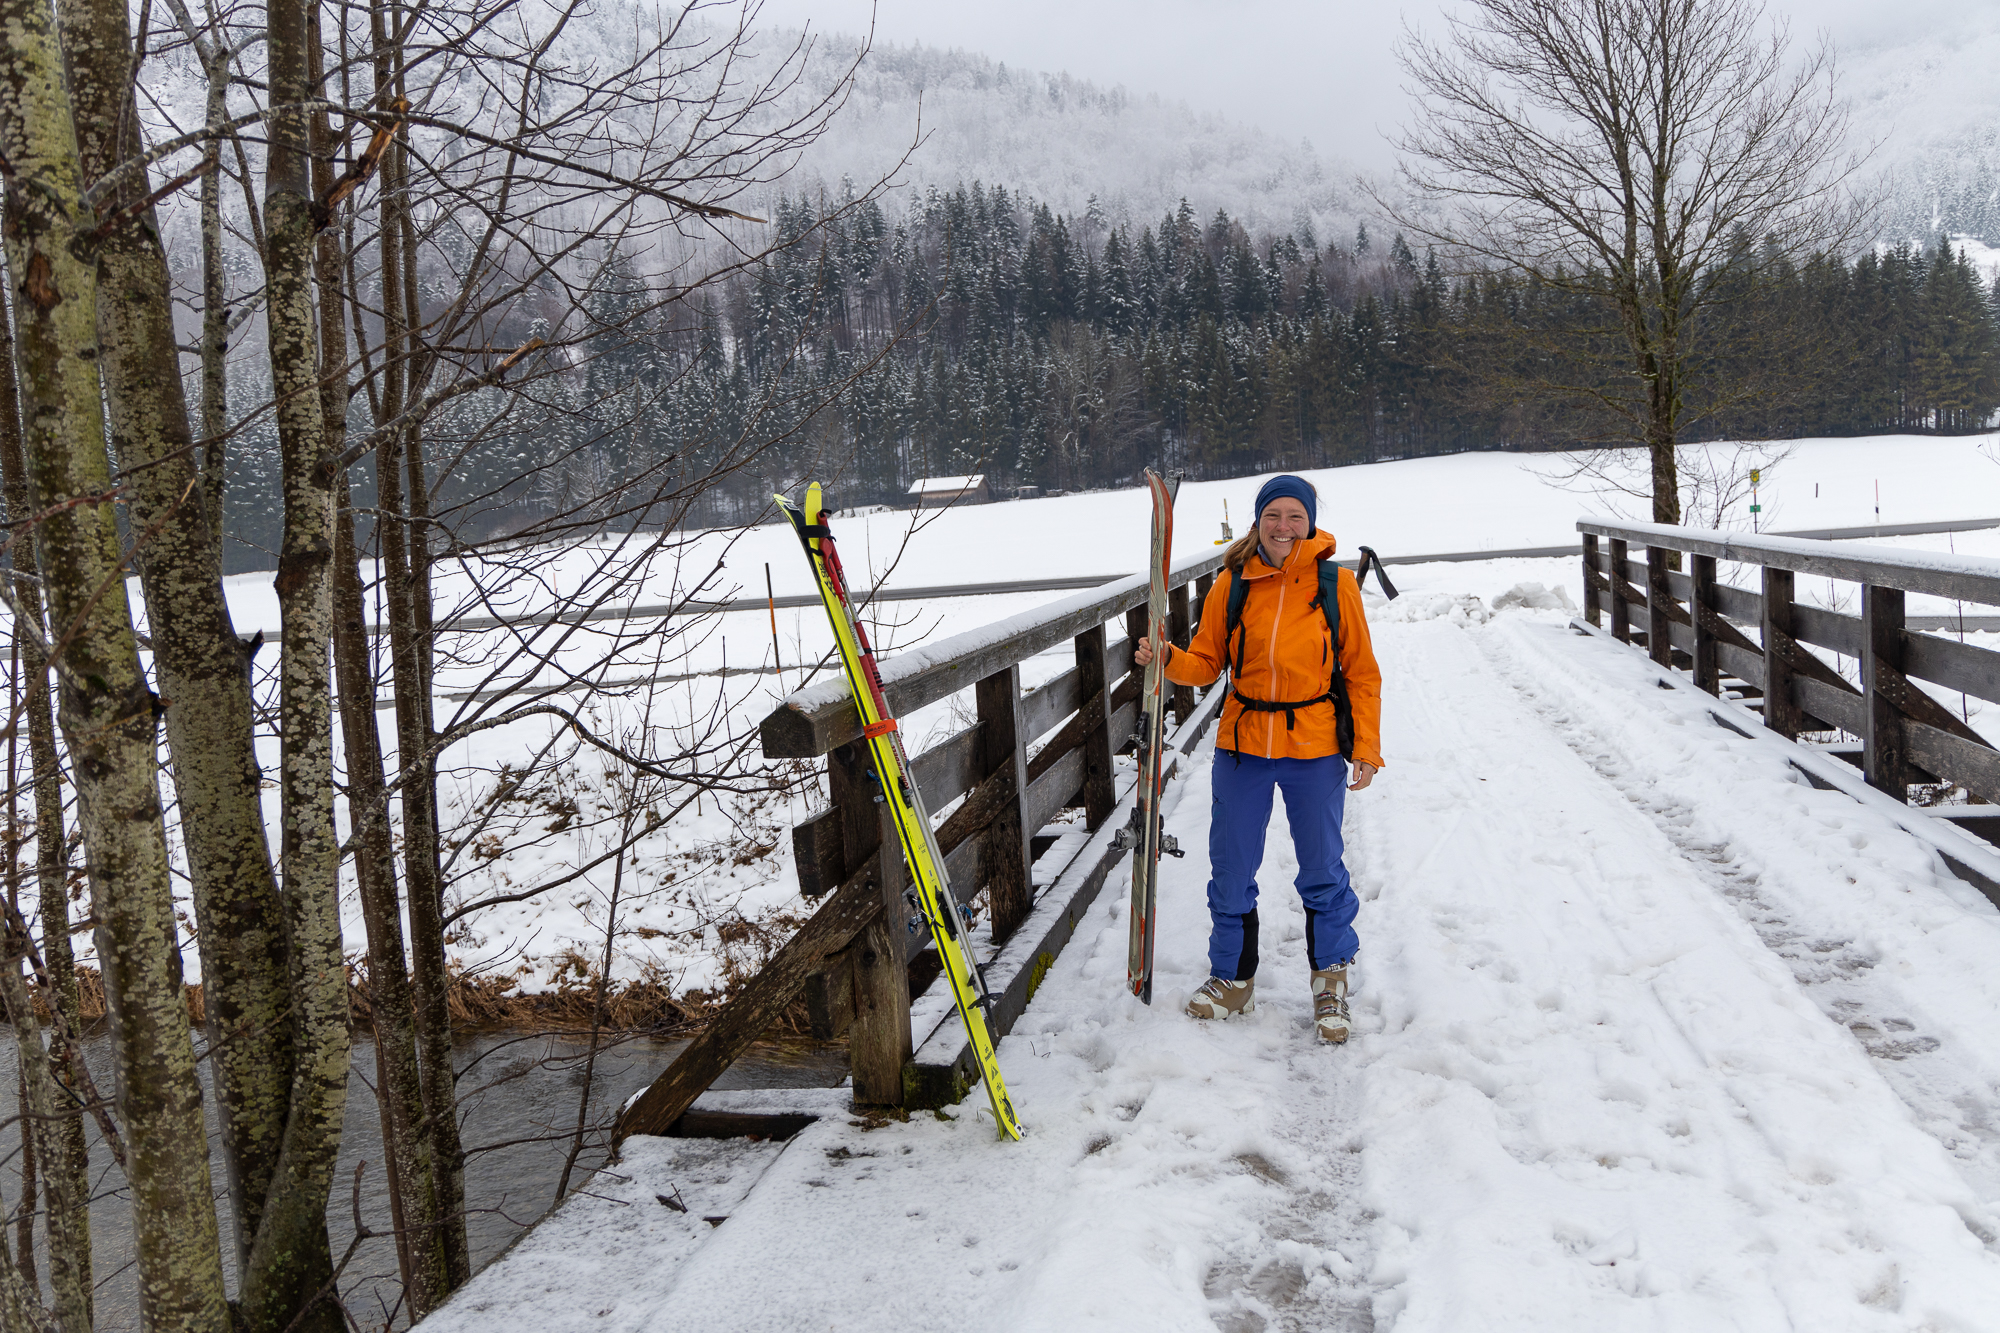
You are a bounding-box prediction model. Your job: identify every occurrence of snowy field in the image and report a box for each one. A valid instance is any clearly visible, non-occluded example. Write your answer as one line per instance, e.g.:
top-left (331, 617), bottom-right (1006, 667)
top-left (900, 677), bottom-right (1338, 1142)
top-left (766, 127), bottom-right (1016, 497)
top-left (419, 583), bottom-right (2000, 1331)
top-left (35, 433), bottom-right (2000, 1000)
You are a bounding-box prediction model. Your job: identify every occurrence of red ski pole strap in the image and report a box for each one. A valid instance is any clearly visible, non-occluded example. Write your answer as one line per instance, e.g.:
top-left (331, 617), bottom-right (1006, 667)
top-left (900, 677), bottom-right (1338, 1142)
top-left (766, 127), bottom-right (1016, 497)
top-left (861, 718), bottom-right (899, 738)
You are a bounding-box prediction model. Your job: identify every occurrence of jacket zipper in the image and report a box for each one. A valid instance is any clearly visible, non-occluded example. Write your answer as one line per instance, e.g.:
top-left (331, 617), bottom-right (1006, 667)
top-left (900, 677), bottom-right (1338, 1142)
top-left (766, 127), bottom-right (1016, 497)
top-left (1263, 571), bottom-right (1287, 759)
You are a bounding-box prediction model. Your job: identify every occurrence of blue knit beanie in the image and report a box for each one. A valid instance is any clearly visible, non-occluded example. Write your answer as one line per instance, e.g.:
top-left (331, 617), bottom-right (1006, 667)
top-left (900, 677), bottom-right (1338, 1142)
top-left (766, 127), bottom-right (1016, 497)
top-left (1253, 474), bottom-right (1318, 537)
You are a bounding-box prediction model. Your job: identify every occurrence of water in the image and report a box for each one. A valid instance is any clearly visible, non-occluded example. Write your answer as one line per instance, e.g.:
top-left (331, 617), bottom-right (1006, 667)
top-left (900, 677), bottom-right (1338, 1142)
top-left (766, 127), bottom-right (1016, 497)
top-left (0, 1030), bottom-right (847, 1329)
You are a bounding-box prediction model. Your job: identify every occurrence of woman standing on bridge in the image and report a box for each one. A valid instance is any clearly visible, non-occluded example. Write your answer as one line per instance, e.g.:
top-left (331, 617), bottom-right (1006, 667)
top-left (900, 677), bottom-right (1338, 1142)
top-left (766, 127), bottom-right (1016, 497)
top-left (1133, 475), bottom-right (1382, 1043)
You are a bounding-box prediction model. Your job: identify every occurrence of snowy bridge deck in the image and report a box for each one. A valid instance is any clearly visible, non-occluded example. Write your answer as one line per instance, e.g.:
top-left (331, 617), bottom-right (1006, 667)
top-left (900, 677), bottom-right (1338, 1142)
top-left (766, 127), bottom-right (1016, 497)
top-left (423, 609), bottom-right (2000, 1331)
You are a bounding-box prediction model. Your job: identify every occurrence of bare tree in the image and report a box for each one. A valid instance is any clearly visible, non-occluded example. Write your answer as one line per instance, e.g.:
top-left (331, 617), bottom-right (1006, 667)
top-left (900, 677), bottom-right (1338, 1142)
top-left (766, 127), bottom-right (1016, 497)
top-left (1390, 0), bottom-right (1865, 524)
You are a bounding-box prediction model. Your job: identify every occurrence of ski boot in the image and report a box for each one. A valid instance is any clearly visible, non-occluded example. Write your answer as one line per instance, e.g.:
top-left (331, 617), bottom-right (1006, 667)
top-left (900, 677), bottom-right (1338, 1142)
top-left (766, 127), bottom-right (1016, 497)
top-left (1312, 965), bottom-right (1350, 1044)
top-left (1185, 976), bottom-right (1256, 1020)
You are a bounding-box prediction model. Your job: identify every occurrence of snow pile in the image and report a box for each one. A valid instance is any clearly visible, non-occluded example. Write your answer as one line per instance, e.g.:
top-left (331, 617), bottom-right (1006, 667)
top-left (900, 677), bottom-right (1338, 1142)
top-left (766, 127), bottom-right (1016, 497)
top-left (1377, 592), bottom-right (1492, 626)
top-left (1491, 580), bottom-right (1576, 613)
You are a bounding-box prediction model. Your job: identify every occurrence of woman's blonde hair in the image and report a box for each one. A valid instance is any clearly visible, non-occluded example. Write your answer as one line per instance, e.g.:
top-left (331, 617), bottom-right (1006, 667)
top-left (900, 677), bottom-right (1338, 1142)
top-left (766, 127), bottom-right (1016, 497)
top-left (1223, 531), bottom-right (1261, 574)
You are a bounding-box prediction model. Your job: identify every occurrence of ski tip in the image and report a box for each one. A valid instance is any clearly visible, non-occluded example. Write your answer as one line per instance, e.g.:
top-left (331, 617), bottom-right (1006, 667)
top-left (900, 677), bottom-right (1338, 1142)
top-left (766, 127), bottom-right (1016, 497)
top-left (805, 480), bottom-right (825, 528)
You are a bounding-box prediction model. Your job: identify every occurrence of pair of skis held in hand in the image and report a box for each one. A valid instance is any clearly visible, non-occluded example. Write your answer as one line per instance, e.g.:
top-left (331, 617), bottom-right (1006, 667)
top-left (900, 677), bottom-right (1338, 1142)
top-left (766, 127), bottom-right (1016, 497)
top-left (776, 471), bottom-right (1184, 1143)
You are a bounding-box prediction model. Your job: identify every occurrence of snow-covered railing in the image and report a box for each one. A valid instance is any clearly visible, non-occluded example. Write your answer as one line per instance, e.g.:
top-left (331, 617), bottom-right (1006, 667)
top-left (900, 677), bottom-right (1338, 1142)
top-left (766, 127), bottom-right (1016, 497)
top-left (1578, 518), bottom-right (2000, 891)
top-left (616, 546), bottom-right (1231, 1141)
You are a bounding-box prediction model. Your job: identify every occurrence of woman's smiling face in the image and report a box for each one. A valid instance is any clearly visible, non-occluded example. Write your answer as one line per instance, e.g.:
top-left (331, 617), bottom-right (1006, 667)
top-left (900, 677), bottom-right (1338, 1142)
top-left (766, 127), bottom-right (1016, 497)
top-left (1258, 496), bottom-right (1311, 561)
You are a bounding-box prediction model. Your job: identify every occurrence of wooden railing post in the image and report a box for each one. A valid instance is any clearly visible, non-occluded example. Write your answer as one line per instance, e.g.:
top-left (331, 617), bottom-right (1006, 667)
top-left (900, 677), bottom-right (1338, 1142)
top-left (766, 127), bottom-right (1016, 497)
top-left (1762, 566), bottom-right (1803, 739)
top-left (1075, 623), bottom-right (1116, 829)
top-left (1168, 581), bottom-right (1195, 726)
top-left (1646, 545), bottom-right (1672, 668)
top-left (1582, 534), bottom-right (1601, 627)
top-left (1690, 553), bottom-right (1719, 694)
top-left (1608, 538), bottom-right (1630, 642)
top-left (974, 665), bottom-right (1033, 941)
top-left (1862, 584), bottom-right (1912, 801)
top-left (828, 741), bottom-right (911, 1104)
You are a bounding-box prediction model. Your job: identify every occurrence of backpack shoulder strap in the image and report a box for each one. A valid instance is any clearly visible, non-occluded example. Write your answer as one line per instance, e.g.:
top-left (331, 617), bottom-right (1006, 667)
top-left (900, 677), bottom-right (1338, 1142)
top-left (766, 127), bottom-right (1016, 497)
top-left (1312, 559), bottom-right (1344, 649)
top-left (1224, 567), bottom-right (1252, 676)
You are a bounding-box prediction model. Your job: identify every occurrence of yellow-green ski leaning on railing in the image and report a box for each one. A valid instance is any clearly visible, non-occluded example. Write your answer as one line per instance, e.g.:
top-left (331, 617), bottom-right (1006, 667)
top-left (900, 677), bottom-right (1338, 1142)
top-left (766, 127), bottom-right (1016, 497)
top-left (776, 484), bottom-right (1025, 1141)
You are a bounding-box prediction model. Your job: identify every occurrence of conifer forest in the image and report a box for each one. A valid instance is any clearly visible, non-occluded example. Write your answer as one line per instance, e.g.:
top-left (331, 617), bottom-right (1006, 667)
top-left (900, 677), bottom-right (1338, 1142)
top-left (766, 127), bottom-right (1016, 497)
top-left (226, 181), bottom-right (2000, 566)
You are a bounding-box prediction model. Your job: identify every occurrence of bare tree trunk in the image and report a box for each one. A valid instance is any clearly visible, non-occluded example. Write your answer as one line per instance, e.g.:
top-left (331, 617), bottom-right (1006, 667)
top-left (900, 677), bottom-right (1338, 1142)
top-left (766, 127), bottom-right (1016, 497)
top-left (368, 0), bottom-right (470, 1278)
top-left (0, 248), bottom-right (89, 1320)
top-left (59, 0), bottom-right (302, 1280)
top-left (313, 11), bottom-right (451, 1307)
top-left (238, 0), bottom-right (350, 1327)
top-left (0, 927), bottom-right (88, 1330)
top-left (0, 0), bottom-right (232, 1326)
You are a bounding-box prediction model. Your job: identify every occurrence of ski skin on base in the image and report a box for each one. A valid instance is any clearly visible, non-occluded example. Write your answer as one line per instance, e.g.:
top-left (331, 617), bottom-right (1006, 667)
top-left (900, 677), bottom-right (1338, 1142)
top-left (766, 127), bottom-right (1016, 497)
top-left (1127, 469), bottom-right (1181, 1003)
top-left (776, 484), bottom-right (1025, 1141)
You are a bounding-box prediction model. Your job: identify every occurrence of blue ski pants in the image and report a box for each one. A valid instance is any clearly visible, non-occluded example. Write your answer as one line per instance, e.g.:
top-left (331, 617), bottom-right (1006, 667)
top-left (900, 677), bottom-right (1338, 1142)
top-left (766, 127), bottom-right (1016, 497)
top-left (1206, 751), bottom-right (1358, 979)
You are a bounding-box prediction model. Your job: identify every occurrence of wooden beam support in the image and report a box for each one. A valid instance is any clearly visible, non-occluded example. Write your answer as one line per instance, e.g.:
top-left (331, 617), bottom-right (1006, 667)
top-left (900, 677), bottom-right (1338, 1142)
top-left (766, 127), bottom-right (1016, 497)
top-left (975, 665), bottom-right (1033, 942)
top-left (1075, 623), bottom-right (1117, 829)
top-left (1582, 534), bottom-right (1602, 628)
top-left (1646, 546), bottom-right (1673, 669)
top-left (1862, 584), bottom-right (1913, 800)
top-left (1762, 567), bottom-right (1803, 740)
top-left (1690, 553), bottom-right (1719, 694)
top-left (1608, 538), bottom-right (1630, 643)
top-left (1169, 580), bottom-right (1195, 726)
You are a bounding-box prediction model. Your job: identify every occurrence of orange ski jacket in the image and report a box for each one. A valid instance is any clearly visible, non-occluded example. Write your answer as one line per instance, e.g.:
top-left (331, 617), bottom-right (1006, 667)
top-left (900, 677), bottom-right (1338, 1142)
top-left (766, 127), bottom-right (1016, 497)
top-left (1160, 531), bottom-right (1384, 769)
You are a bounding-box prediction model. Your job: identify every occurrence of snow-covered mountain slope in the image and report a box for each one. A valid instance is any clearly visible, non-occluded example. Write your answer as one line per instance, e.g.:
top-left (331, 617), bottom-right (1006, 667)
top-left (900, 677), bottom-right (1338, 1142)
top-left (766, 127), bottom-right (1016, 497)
top-left (745, 30), bottom-right (1374, 239)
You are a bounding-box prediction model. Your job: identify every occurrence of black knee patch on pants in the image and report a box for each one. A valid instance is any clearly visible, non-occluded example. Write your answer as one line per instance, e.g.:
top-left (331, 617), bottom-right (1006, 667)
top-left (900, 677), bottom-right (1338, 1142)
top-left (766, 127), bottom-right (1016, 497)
top-left (1236, 909), bottom-right (1259, 980)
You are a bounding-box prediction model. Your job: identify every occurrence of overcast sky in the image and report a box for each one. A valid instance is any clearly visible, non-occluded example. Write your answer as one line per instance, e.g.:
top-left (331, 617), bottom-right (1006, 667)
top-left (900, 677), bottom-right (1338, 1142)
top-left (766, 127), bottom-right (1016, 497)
top-left (750, 0), bottom-right (2000, 170)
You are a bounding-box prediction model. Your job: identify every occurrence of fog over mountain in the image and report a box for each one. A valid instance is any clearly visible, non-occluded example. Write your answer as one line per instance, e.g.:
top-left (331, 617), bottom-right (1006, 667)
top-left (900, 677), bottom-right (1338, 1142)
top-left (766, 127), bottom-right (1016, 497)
top-left (746, 30), bottom-right (1376, 245)
top-left (747, 9), bottom-right (2000, 253)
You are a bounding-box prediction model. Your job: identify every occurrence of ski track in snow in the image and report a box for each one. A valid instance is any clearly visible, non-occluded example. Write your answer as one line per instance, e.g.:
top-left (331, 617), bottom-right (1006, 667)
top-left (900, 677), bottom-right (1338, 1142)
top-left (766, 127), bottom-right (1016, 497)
top-left (421, 607), bottom-right (2000, 1332)
top-left (1482, 618), bottom-right (2000, 1230)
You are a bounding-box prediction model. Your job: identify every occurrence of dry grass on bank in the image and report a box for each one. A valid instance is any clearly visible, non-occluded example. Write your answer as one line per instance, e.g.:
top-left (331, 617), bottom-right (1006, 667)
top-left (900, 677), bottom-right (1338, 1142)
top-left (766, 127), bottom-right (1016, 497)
top-left (36, 953), bottom-right (814, 1039)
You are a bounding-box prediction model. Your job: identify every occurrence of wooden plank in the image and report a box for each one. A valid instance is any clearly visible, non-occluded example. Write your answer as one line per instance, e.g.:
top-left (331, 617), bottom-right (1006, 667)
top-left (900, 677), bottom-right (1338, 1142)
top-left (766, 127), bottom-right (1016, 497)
top-left (664, 1110), bottom-right (820, 1142)
top-left (1763, 568), bottom-right (1802, 739)
top-left (1691, 554), bottom-right (1720, 694)
top-left (1169, 581), bottom-right (1195, 726)
top-left (1608, 539), bottom-right (1630, 642)
top-left (1075, 624), bottom-right (1117, 828)
top-left (1717, 641), bottom-right (1767, 695)
top-left (976, 666), bottom-right (1034, 942)
top-left (1905, 720), bottom-right (2000, 803)
top-left (1019, 666), bottom-right (1080, 745)
top-left (790, 808), bottom-right (842, 900)
top-left (1578, 519), bottom-right (2000, 606)
top-left (1862, 585), bottom-right (1912, 798)
top-left (614, 853), bottom-right (889, 1141)
top-left (1794, 674), bottom-right (1866, 736)
top-left (1582, 534), bottom-right (1601, 627)
top-left (1713, 581), bottom-right (1762, 626)
top-left (1646, 547), bottom-right (1673, 669)
top-left (1903, 630), bottom-right (2000, 709)
top-left (910, 723), bottom-right (983, 811)
top-left (831, 741), bottom-right (911, 1105)
top-left (802, 957), bottom-right (852, 1040)
top-left (760, 552), bottom-right (1228, 758)
top-left (1791, 603), bottom-right (1862, 658)
top-left (1023, 747), bottom-right (1086, 836)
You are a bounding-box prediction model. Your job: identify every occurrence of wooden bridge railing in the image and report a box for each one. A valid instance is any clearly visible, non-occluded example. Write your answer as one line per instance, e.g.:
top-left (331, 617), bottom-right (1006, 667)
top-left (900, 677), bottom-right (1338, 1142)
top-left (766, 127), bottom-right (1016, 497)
top-left (616, 546), bottom-right (1231, 1140)
top-left (1578, 518), bottom-right (2000, 859)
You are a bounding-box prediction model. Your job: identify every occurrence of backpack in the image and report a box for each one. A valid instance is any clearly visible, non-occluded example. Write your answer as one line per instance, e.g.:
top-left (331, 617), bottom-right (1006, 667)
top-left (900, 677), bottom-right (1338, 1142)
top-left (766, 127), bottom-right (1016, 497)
top-left (1222, 556), bottom-right (1356, 761)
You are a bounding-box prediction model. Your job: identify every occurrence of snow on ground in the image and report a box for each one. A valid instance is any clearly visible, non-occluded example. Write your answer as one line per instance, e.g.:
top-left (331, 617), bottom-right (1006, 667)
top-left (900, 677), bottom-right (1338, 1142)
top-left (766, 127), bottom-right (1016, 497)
top-left (420, 588), bottom-right (2000, 1332)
